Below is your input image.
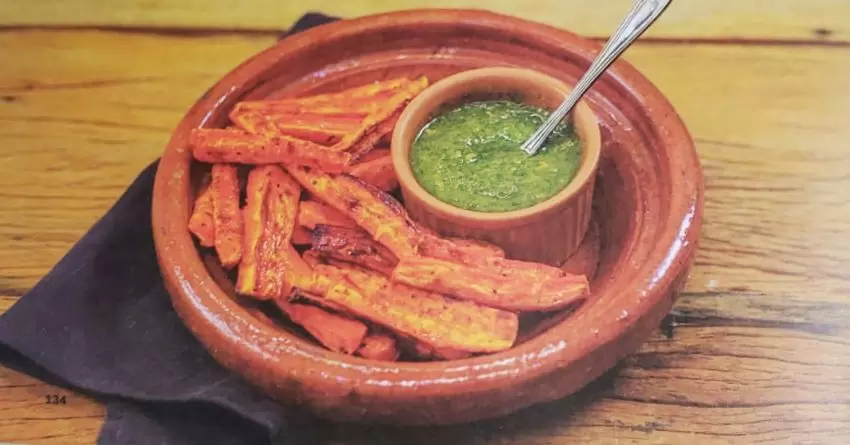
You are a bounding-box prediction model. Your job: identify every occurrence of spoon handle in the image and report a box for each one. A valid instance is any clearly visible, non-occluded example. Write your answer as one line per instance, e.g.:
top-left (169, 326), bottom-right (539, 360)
top-left (521, 0), bottom-right (672, 155)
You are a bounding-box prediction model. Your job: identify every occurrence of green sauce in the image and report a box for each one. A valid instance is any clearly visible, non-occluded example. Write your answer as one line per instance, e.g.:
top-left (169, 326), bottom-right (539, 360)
top-left (410, 100), bottom-right (582, 213)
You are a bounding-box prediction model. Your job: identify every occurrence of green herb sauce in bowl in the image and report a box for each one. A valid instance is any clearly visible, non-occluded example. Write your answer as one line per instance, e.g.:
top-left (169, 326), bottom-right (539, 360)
top-left (410, 100), bottom-right (582, 213)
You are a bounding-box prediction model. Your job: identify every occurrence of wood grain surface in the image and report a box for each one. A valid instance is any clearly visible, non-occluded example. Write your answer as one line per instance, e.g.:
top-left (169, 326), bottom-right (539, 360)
top-left (1, 1), bottom-right (849, 444)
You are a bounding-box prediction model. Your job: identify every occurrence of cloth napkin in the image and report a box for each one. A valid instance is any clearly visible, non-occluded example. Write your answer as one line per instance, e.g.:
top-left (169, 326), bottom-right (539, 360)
top-left (0, 13), bottom-right (339, 445)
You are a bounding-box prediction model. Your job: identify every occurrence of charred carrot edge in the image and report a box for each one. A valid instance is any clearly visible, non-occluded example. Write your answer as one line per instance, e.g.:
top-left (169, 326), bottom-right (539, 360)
top-left (347, 149), bottom-right (398, 192)
top-left (302, 263), bottom-right (518, 353)
top-left (311, 225), bottom-right (399, 275)
top-left (296, 200), bottom-right (357, 230)
top-left (411, 342), bottom-right (473, 361)
top-left (356, 333), bottom-right (400, 361)
top-left (188, 180), bottom-right (215, 247)
top-left (277, 301), bottom-right (369, 354)
top-left (286, 166), bottom-right (422, 259)
top-left (346, 108), bottom-right (404, 160)
top-left (211, 164), bottom-right (243, 268)
top-left (189, 128), bottom-right (352, 173)
top-left (392, 256), bottom-right (589, 312)
top-left (237, 165), bottom-right (309, 299)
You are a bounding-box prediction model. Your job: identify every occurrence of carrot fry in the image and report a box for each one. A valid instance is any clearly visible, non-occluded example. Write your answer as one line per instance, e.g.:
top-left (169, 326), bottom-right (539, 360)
top-left (417, 234), bottom-right (506, 265)
top-left (189, 128), bottom-right (352, 173)
top-left (332, 79), bottom-right (427, 152)
top-left (303, 263), bottom-right (518, 353)
top-left (188, 180), bottom-right (215, 247)
top-left (277, 301), bottom-right (368, 354)
top-left (356, 333), bottom-right (400, 361)
top-left (230, 110), bottom-right (361, 144)
top-left (392, 256), bottom-right (588, 312)
top-left (412, 342), bottom-right (472, 361)
top-left (237, 165), bottom-right (311, 299)
top-left (311, 225), bottom-right (398, 275)
top-left (210, 164), bottom-right (242, 268)
top-left (291, 226), bottom-right (313, 245)
top-left (296, 200), bottom-right (357, 230)
top-left (287, 166), bottom-right (422, 259)
top-left (347, 149), bottom-right (398, 191)
top-left (347, 109), bottom-right (403, 160)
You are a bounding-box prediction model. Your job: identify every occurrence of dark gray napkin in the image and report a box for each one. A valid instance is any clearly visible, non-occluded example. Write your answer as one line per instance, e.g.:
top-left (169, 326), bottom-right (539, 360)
top-left (0, 13), bottom-right (338, 445)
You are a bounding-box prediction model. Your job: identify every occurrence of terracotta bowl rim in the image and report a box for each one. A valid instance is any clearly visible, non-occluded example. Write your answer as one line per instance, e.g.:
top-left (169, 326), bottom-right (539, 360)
top-left (391, 66), bottom-right (602, 224)
top-left (151, 8), bottom-right (703, 409)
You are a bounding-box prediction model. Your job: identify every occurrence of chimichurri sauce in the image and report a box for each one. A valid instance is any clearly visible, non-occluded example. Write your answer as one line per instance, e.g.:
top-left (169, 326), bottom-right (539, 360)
top-left (410, 100), bottom-right (582, 213)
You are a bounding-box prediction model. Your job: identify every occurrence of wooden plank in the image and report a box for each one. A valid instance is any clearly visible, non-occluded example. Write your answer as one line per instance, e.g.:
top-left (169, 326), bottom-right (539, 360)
top-left (1, 29), bottom-right (849, 445)
top-left (1, 0), bottom-right (848, 43)
top-left (3, 325), bottom-right (847, 445)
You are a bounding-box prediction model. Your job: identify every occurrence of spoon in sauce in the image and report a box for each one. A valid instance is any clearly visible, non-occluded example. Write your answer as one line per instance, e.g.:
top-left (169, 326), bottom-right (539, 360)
top-left (521, 0), bottom-right (672, 155)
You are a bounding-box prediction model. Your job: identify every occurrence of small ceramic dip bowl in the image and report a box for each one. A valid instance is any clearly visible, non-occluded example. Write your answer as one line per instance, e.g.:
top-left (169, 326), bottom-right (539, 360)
top-left (392, 67), bottom-right (601, 266)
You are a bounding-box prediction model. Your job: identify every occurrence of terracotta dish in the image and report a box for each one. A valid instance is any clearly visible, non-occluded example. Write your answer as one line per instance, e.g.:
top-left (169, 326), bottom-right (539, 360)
top-left (392, 67), bottom-right (601, 266)
top-left (152, 9), bottom-right (703, 424)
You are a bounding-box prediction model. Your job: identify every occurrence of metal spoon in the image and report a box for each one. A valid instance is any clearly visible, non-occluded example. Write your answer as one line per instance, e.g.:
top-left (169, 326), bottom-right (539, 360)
top-left (521, 0), bottom-right (672, 155)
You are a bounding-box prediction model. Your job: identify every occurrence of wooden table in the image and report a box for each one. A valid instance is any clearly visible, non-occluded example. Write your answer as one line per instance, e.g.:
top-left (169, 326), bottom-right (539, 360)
top-left (1, 1), bottom-right (849, 443)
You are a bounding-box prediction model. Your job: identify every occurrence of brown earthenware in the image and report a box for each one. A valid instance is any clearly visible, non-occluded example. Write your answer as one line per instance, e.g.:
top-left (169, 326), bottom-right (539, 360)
top-left (392, 67), bottom-right (601, 266)
top-left (152, 9), bottom-right (703, 425)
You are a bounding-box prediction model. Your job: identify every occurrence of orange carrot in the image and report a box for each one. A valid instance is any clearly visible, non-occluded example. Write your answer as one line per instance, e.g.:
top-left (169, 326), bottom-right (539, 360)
top-left (189, 128), bottom-right (352, 173)
top-left (311, 225), bottom-right (398, 275)
top-left (296, 200), bottom-right (357, 230)
top-left (277, 301), bottom-right (368, 354)
top-left (392, 256), bottom-right (589, 312)
top-left (188, 180), bottom-right (215, 247)
top-left (210, 164), bottom-right (242, 268)
top-left (356, 334), bottom-right (400, 361)
top-left (347, 149), bottom-right (398, 191)
top-left (303, 263), bottom-right (518, 353)
top-left (287, 166), bottom-right (422, 259)
top-left (291, 226), bottom-right (313, 245)
top-left (237, 165), bottom-right (311, 299)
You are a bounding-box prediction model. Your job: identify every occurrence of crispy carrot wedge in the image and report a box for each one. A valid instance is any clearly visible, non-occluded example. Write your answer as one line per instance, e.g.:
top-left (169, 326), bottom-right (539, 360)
top-left (347, 149), bottom-right (398, 191)
top-left (189, 128), bottom-right (352, 173)
top-left (230, 110), bottom-right (361, 144)
top-left (231, 77), bottom-right (419, 116)
top-left (304, 263), bottom-right (518, 353)
top-left (277, 301), bottom-right (368, 354)
top-left (356, 333), bottom-right (400, 361)
top-left (296, 200), bottom-right (357, 230)
top-left (412, 342), bottom-right (472, 361)
top-left (237, 165), bottom-right (311, 299)
top-left (311, 225), bottom-right (399, 275)
top-left (286, 166), bottom-right (422, 259)
top-left (210, 164), bottom-right (243, 268)
top-left (417, 234), bottom-right (506, 266)
top-left (291, 226), bottom-right (313, 245)
top-left (392, 256), bottom-right (589, 311)
top-left (188, 180), bottom-right (215, 247)
top-left (347, 109), bottom-right (403, 160)
top-left (333, 78), bottom-right (428, 152)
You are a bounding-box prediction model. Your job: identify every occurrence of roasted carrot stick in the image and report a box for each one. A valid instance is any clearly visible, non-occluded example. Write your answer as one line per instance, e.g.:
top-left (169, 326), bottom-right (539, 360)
top-left (296, 200), bottom-right (357, 230)
top-left (210, 164), bottom-right (242, 268)
top-left (303, 263), bottom-right (518, 353)
top-left (291, 226), bottom-right (313, 245)
top-left (347, 108), bottom-right (403, 159)
top-left (287, 166), bottom-right (422, 259)
top-left (311, 225), bottom-right (398, 275)
top-left (189, 128), bottom-right (352, 173)
top-left (277, 301), bottom-right (368, 354)
top-left (392, 256), bottom-right (589, 312)
top-left (347, 149), bottom-right (398, 191)
top-left (356, 333), bottom-right (400, 361)
top-left (237, 165), bottom-right (311, 299)
top-left (188, 180), bottom-right (215, 247)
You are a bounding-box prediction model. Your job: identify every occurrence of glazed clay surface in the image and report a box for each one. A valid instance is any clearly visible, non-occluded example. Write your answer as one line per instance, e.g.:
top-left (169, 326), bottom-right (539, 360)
top-left (152, 9), bottom-right (702, 424)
